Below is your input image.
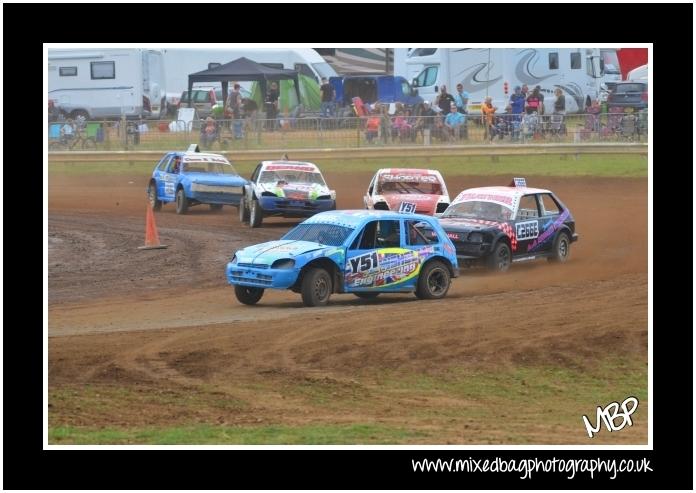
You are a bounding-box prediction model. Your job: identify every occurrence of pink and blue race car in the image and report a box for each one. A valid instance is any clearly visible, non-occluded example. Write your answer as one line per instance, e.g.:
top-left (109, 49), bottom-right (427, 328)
top-left (438, 178), bottom-right (579, 272)
top-left (226, 210), bottom-right (459, 306)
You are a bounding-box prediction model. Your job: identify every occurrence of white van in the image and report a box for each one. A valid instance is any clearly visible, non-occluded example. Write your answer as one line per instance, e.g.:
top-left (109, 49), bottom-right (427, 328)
top-left (48, 48), bottom-right (165, 119)
top-left (161, 48), bottom-right (337, 112)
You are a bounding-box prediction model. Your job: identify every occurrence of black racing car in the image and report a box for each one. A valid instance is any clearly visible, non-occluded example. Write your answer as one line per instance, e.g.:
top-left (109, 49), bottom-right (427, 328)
top-left (437, 181), bottom-right (579, 272)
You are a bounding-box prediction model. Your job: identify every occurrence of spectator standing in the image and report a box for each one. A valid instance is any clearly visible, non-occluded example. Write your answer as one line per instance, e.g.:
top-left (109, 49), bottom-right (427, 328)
top-left (60, 118), bottom-right (75, 142)
top-left (553, 88), bottom-right (566, 115)
top-left (534, 85), bottom-right (545, 115)
top-left (509, 86), bottom-right (525, 117)
top-left (435, 85), bottom-right (455, 117)
top-left (265, 82), bottom-right (279, 130)
top-left (454, 83), bottom-right (470, 114)
top-left (379, 104), bottom-right (392, 144)
top-left (481, 96), bottom-right (497, 140)
top-left (525, 88), bottom-right (541, 115)
top-left (521, 84), bottom-right (529, 99)
top-left (365, 114), bottom-right (380, 143)
top-left (320, 77), bottom-right (335, 118)
top-left (227, 83), bottom-right (242, 120)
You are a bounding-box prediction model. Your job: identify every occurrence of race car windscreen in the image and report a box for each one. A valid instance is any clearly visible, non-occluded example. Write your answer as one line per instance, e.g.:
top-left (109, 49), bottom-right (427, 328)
top-left (442, 201), bottom-right (512, 222)
top-left (377, 178), bottom-right (443, 195)
top-left (260, 170), bottom-right (326, 186)
top-left (182, 161), bottom-right (239, 175)
top-left (281, 223), bottom-right (354, 247)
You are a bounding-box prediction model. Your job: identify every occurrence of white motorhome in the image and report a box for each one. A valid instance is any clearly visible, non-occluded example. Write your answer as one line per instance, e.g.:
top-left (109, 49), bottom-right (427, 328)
top-left (161, 48), bottom-right (337, 109)
top-left (48, 49), bottom-right (165, 119)
top-left (398, 48), bottom-right (618, 114)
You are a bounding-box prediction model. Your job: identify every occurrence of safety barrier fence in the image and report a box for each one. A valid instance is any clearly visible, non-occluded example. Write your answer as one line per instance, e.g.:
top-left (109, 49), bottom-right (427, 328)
top-left (47, 110), bottom-right (648, 153)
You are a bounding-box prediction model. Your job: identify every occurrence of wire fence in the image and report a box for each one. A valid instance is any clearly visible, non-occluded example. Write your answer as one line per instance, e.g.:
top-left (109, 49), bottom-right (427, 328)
top-left (47, 110), bottom-right (648, 152)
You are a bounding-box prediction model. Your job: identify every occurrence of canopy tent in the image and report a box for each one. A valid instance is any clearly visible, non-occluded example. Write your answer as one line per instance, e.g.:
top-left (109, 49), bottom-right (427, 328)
top-left (187, 57), bottom-right (301, 110)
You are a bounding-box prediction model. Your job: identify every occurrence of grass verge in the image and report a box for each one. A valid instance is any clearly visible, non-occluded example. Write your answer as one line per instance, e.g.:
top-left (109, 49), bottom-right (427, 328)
top-left (48, 154), bottom-right (647, 178)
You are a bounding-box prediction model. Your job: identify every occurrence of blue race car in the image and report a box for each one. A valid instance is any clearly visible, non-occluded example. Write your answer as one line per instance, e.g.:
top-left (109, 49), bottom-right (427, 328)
top-left (239, 160), bottom-right (336, 227)
top-left (147, 145), bottom-right (248, 214)
top-left (226, 210), bottom-right (459, 306)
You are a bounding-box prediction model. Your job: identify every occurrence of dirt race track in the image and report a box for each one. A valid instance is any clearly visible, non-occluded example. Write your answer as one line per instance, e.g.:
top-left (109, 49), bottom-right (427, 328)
top-left (48, 171), bottom-right (648, 444)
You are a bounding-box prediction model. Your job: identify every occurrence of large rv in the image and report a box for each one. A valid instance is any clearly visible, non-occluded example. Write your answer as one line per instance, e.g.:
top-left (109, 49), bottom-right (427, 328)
top-left (161, 48), bottom-right (337, 110)
top-left (48, 49), bottom-right (165, 119)
top-left (396, 48), bottom-right (622, 113)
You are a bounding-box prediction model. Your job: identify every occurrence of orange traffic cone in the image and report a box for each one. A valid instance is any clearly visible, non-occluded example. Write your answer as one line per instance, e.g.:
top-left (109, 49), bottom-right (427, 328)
top-left (138, 205), bottom-right (168, 250)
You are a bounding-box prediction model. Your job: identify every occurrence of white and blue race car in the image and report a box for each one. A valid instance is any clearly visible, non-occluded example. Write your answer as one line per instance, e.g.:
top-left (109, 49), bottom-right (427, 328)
top-left (239, 160), bottom-right (336, 227)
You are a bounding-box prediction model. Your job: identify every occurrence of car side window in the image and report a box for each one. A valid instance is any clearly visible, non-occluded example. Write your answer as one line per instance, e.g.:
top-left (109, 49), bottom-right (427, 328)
top-left (517, 195), bottom-right (540, 219)
top-left (376, 220), bottom-right (401, 248)
top-left (167, 156), bottom-right (182, 174)
top-left (157, 154), bottom-right (172, 172)
top-left (406, 220), bottom-right (434, 246)
top-left (250, 163), bottom-right (262, 182)
top-left (539, 193), bottom-right (562, 216)
top-left (351, 221), bottom-right (377, 250)
top-left (367, 174), bottom-right (376, 195)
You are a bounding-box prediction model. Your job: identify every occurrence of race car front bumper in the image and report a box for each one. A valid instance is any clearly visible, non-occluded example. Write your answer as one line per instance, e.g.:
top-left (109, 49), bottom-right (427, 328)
top-left (259, 197), bottom-right (335, 217)
top-left (226, 262), bottom-right (299, 289)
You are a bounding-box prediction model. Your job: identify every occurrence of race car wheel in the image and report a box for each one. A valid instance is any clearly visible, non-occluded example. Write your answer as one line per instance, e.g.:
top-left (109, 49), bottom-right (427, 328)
top-left (415, 260), bottom-right (451, 300)
top-left (239, 196), bottom-right (250, 223)
top-left (148, 181), bottom-right (162, 211)
top-left (487, 242), bottom-right (511, 272)
top-left (175, 188), bottom-right (189, 215)
top-left (353, 292), bottom-right (379, 299)
top-left (301, 268), bottom-right (332, 307)
top-left (209, 204), bottom-right (223, 211)
top-left (249, 199), bottom-right (263, 228)
top-left (548, 232), bottom-right (571, 263)
top-left (235, 285), bottom-right (264, 305)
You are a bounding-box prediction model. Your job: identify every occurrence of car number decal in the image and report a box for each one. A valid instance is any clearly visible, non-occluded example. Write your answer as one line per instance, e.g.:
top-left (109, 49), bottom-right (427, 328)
top-left (515, 220), bottom-right (539, 240)
top-left (399, 202), bottom-right (417, 214)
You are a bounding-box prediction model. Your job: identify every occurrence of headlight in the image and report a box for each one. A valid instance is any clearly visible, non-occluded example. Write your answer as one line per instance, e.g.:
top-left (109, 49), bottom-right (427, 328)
top-left (467, 232), bottom-right (484, 243)
top-left (230, 254), bottom-right (238, 263)
top-left (261, 191), bottom-right (277, 197)
top-left (271, 259), bottom-right (295, 270)
top-left (316, 195), bottom-right (332, 200)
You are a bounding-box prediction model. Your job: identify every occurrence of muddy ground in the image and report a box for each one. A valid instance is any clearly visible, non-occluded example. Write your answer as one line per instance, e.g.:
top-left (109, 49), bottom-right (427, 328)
top-left (48, 171), bottom-right (648, 444)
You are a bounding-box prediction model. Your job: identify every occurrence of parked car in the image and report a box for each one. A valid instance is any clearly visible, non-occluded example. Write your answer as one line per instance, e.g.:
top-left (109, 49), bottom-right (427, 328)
top-left (364, 168), bottom-right (450, 216)
top-left (438, 178), bottom-right (578, 272)
top-left (147, 145), bottom-right (248, 214)
top-left (226, 210), bottom-right (459, 306)
top-left (607, 81), bottom-right (648, 113)
top-left (239, 160), bottom-right (336, 228)
top-left (178, 88), bottom-right (221, 118)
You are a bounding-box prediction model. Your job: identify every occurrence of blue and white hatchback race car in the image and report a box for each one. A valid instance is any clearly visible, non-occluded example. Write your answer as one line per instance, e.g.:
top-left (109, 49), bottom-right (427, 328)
top-left (226, 210), bottom-right (459, 307)
top-left (147, 146), bottom-right (248, 214)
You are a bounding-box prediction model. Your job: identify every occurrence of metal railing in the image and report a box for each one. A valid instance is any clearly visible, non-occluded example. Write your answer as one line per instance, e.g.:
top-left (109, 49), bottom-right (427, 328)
top-left (47, 110), bottom-right (648, 152)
